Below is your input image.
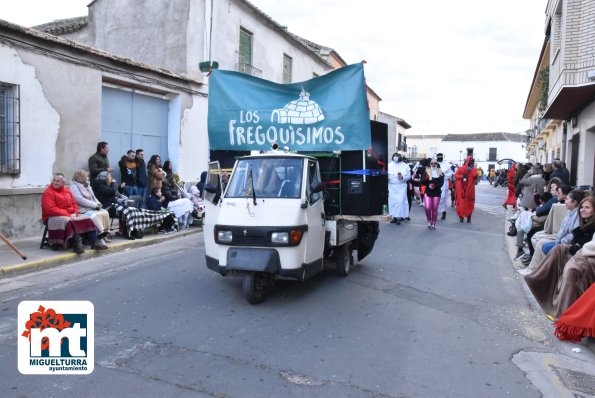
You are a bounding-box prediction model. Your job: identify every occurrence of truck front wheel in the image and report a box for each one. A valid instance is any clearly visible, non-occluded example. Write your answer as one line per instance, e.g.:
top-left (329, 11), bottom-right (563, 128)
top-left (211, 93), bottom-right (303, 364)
top-left (335, 243), bottom-right (353, 276)
top-left (242, 272), bottom-right (272, 304)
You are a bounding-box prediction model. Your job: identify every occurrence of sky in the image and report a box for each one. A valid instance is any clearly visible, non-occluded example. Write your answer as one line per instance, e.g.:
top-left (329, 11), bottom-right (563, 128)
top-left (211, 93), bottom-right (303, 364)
top-left (2, 0), bottom-right (547, 135)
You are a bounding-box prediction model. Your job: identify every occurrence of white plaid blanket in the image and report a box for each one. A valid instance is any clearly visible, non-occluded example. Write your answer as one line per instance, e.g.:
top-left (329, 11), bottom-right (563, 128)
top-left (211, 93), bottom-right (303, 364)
top-left (116, 204), bottom-right (178, 234)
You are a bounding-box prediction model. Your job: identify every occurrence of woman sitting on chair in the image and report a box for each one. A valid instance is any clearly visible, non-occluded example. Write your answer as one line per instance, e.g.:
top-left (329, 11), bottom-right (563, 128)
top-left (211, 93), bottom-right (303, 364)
top-left (70, 169), bottom-right (111, 242)
top-left (162, 160), bottom-right (193, 229)
top-left (41, 173), bottom-right (108, 253)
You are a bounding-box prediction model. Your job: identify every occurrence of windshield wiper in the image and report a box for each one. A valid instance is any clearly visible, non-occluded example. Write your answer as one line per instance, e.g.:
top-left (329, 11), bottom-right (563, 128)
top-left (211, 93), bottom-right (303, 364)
top-left (248, 165), bottom-right (257, 206)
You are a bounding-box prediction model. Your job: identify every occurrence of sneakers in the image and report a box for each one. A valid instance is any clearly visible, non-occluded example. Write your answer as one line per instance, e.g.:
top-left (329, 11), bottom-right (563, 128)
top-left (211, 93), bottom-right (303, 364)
top-left (521, 255), bottom-right (532, 266)
top-left (92, 239), bottom-right (108, 250)
top-left (518, 268), bottom-right (534, 276)
top-left (514, 248), bottom-right (525, 259)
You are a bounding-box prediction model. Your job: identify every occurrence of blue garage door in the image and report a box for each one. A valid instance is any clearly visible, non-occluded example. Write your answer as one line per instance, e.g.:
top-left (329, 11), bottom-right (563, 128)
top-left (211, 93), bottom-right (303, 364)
top-left (101, 86), bottom-right (169, 183)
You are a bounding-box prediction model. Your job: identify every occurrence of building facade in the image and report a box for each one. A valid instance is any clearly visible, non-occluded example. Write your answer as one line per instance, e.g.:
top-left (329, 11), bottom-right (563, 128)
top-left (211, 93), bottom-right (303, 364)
top-left (523, 0), bottom-right (595, 187)
top-left (0, 20), bottom-right (206, 237)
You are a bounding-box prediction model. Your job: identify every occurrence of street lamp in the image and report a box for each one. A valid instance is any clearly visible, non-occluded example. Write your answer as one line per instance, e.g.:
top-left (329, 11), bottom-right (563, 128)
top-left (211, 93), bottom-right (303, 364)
top-left (459, 150), bottom-right (462, 165)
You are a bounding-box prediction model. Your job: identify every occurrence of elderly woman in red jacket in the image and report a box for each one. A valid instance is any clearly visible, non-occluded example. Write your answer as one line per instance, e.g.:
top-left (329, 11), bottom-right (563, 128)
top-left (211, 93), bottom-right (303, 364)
top-left (41, 173), bottom-right (108, 253)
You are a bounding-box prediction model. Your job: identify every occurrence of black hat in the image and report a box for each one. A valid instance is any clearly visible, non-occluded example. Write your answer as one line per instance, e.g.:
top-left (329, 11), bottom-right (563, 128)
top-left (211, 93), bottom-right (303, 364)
top-left (436, 153), bottom-right (444, 157)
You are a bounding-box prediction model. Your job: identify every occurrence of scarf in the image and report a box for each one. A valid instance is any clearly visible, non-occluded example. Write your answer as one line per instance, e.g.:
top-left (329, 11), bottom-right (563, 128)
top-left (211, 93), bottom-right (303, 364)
top-left (74, 181), bottom-right (94, 200)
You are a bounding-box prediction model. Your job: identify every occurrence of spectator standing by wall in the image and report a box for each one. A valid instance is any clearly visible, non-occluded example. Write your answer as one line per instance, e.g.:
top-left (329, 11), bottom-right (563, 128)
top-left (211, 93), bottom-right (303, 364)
top-left (136, 149), bottom-right (148, 200)
top-left (119, 150), bottom-right (138, 197)
top-left (518, 165), bottom-right (546, 210)
top-left (147, 155), bottom-right (166, 194)
top-left (550, 159), bottom-right (570, 185)
top-left (88, 141), bottom-right (113, 180)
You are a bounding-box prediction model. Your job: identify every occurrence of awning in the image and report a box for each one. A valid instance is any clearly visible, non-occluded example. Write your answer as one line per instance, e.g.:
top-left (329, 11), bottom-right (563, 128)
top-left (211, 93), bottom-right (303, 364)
top-left (543, 83), bottom-right (595, 120)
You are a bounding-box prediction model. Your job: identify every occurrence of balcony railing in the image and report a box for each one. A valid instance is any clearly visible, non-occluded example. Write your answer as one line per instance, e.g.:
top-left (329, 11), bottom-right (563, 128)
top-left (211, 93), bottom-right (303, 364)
top-left (236, 62), bottom-right (262, 77)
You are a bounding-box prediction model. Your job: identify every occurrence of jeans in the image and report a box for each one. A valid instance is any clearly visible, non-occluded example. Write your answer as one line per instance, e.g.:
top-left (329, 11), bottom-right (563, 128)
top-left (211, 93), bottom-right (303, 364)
top-left (124, 185), bottom-right (138, 197)
top-left (542, 241), bottom-right (557, 255)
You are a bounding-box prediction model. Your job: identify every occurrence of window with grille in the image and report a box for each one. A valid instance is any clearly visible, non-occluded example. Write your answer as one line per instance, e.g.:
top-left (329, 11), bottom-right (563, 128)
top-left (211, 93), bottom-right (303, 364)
top-left (283, 54), bottom-right (292, 84)
top-left (238, 27), bottom-right (253, 73)
top-left (0, 82), bottom-right (20, 175)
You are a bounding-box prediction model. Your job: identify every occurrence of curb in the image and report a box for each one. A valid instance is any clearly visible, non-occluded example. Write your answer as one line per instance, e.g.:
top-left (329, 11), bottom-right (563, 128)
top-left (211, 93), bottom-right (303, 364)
top-left (0, 228), bottom-right (202, 279)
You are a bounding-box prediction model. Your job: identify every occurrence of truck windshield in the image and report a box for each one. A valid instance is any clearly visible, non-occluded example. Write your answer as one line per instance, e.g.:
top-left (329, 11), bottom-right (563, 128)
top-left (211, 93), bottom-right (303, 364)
top-left (226, 157), bottom-right (303, 199)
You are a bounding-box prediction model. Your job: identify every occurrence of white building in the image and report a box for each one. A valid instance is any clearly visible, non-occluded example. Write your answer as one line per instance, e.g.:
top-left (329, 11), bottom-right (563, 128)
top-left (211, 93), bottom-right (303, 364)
top-left (405, 132), bottom-right (527, 171)
top-left (378, 112), bottom-right (411, 155)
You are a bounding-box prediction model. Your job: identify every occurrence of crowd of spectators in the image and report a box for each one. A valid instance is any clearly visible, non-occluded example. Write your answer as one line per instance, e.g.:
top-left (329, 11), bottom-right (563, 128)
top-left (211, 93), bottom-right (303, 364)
top-left (41, 142), bottom-right (203, 254)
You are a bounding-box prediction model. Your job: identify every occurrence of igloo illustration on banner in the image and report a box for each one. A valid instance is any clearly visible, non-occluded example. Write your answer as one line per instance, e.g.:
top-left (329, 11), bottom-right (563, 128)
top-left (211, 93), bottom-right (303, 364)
top-left (271, 88), bottom-right (325, 125)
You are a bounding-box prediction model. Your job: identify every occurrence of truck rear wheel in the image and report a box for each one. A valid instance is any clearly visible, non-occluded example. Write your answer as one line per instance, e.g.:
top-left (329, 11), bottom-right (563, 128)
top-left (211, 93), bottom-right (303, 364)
top-left (242, 272), bottom-right (272, 304)
top-left (335, 243), bottom-right (353, 276)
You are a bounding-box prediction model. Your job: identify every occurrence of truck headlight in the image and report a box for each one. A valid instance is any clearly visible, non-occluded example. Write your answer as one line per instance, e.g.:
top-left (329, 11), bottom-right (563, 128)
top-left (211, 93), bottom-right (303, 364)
top-left (217, 230), bottom-right (233, 243)
top-left (271, 232), bottom-right (289, 244)
top-left (270, 230), bottom-right (304, 246)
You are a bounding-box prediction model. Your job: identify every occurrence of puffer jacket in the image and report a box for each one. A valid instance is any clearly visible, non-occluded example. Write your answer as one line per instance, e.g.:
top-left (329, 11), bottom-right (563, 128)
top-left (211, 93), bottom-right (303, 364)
top-left (519, 173), bottom-right (546, 210)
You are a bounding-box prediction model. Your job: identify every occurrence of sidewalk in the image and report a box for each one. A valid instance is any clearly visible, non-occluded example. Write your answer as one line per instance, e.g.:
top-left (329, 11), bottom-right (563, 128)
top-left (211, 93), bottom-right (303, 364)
top-left (0, 226), bottom-right (202, 278)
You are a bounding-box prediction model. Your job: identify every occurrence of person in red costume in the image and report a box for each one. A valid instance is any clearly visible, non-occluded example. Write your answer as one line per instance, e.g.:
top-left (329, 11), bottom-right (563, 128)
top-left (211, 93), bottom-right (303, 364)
top-left (454, 156), bottom-right (478, 223)
top-left (502, 162), bottom-right (517, 210)
top-left (42, 173), bottom-right (108, 253)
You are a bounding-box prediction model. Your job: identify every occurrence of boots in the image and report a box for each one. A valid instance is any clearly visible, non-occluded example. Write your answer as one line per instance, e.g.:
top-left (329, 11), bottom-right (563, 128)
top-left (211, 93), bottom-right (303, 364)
top-left (441, 212), bottom-right (446, 220)
top-left (459, 216), bottom-right (464, 223)
top-left (92, 239), bottom-right (108, 250)
top-left (72, 235), bottom-right (85, 254)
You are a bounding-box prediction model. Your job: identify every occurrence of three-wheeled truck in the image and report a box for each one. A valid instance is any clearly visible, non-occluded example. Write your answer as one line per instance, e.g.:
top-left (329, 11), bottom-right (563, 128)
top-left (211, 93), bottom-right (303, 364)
top-left (203, 145), bottom-right (385, 304)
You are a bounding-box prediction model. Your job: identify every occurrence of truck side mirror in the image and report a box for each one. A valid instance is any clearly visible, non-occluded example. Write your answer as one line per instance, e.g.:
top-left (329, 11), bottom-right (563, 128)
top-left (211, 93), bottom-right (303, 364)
top-left (204, 183), bottom-right (219, 194)
top-left (311, 182), bottom-right (325, 194)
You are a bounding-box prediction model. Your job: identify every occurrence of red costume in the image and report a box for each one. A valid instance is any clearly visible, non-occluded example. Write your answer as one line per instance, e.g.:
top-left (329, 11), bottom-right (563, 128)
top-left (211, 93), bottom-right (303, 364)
top-left (41, 184), bottom-right (79, 222)
top-left (503, 164), bottom-right (517, 207)
top-left (554, 283), bottom-right (595, 342)
top-left (454, 156), bottom-right (478, 220)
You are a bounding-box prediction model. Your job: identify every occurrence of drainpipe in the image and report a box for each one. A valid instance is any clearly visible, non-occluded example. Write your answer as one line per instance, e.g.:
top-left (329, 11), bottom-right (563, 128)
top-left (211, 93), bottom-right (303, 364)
top-left (562, 121), bottom-right (567, 162)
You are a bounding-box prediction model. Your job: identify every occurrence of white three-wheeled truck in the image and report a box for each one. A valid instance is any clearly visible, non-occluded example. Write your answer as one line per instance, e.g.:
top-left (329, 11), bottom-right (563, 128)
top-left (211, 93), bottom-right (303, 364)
top-left (203, 148), bottom-right (383, 304)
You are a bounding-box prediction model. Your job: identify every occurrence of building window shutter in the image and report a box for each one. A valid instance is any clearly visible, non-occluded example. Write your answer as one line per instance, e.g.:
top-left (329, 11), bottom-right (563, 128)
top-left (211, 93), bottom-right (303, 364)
top-left (239, 28), bottom-right (252, 67)
top-left (283, 54), bottom-right (292, 84)
top-left (489, 147), bottom-right (497, 161)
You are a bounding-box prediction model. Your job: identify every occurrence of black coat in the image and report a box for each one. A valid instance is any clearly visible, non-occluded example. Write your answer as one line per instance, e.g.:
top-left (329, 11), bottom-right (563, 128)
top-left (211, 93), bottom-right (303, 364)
top-left (161, 182), bottom-right (180, 207)
top-left (422, 173), bottom-right (445, 198)
top-left (91, 180), bottom-right (123, 208)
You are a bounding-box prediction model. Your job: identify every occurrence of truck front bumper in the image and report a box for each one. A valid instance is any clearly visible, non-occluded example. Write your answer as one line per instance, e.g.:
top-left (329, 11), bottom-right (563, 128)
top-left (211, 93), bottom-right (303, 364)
top-left (206, 247), bottom-right (322, 281)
